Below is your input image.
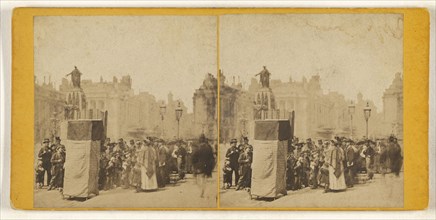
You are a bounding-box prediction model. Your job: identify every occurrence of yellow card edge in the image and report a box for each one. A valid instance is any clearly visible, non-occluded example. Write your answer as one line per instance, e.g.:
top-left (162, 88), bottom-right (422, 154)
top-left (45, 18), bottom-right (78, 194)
top-left (11, 7), bottom-right (429, 211)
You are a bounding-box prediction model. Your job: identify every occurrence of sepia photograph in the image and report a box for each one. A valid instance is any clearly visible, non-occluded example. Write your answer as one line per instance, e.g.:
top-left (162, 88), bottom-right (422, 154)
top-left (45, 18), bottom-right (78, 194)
top-left (218, 14), bottom-right (404, 208)
top-left (33, 15), bottom-right (218, 208)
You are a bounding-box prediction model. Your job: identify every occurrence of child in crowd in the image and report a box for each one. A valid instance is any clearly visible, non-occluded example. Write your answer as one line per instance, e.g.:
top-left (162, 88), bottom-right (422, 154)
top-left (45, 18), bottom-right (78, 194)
top-left (222, 159), bottom-right (232, 189)
top-left (35, 160), bottom-right (45, 189)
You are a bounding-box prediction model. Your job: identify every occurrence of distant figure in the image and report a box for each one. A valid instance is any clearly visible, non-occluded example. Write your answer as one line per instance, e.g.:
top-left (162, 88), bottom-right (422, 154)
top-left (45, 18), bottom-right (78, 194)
top-left (255, 66), bottom-right (271, 88)
top-left (66, 66), bottom-right (82, 88)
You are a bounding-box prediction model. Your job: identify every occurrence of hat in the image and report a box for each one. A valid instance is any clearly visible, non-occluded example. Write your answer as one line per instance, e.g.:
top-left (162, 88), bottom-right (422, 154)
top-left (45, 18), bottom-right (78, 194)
top-left (230, 138), bottom-right (237, 144)
top-left (55, 137), bottom-right (61, 141)
top-left (43, 138), bottom-right (50, 144)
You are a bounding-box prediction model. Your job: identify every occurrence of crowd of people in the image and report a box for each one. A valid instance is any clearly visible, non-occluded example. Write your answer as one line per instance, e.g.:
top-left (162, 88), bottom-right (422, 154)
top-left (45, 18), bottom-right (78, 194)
top-left (222, 135), bottom-right (403, 194)
top-left (35, 134), bottom-right (216, 198)
top-left (286, 135), bottom-right (403, 193)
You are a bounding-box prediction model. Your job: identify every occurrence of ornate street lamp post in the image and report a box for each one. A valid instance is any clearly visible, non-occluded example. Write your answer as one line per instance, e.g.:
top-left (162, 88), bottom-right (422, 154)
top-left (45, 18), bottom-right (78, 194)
top-left (159, 101), bottom-right (167, 139)
top-left (348, 101), bottom-right (355, 139)
top-left (175, 102), bottom-right (183, 139)
top-left (363, 102), bottom-right (372, 139)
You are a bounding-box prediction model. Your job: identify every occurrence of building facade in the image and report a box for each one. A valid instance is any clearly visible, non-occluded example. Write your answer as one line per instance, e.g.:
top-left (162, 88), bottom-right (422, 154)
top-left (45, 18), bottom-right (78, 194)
top-left (34, 78), bottom-right (65, 144)
top-left (382, 72), bottom-right (403, 139)
top-left (193, 73), bottom-right (218, 141)
top-left (222, 66), bottom-right (391, 141)
top-left (60, 75), bottom-right (193, 140)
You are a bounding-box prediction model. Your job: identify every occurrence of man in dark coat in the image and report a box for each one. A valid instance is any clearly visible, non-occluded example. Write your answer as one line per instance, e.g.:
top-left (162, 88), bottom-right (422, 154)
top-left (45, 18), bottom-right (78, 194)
top-left (345, 141), bottom-right (358, 187)
top-left (38, 139), bottom-right (52, 187)
top-left (236, 146), bottom-right (252, 191)
top-left (241, 137), bottom-right (253, 187)
top-left (51, 137), bottom-right (66, 187)
top-left (388, 136), bottom-right (403, 176)
top-left (192, 134), bottom-right (215, 198)
top-left (286, 152), bottom-right (296, 190)
top-left (225, 139), bottom-right (240, 187)
top-left (48, 147), bottom-right (65, 190)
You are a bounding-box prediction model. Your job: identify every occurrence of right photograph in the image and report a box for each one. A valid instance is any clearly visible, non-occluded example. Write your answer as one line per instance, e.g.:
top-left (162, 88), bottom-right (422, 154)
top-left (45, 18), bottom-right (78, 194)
top-left (218, 14), bottom-right (404, 208)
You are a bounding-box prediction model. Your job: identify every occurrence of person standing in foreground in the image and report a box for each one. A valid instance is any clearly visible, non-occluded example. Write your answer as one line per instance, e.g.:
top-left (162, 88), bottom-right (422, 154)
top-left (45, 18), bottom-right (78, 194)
top-left (38, 139), bottom-right (52, 187)
top-left (131, 141), bottom-right (143, 190)
top-left (157, 141), bottom-right (169, 187)
top-left (138, 140), bottom-right (158, 192)
top-left (52, 137), bottom-right (66, 188)
top-left (325, 141), bottom-right (347, 193)
top-left (345, 141), bottom-right (358, 188)
top-left (225, 139), bottom-right (240, 188)
top-left (192, 134), bottom-right (215, 198)
top-left (48, 146), bottom-right (65, 191)
top-left (388, 136), bottom-right (403, 177)
top-left (236, 146), bottom-right (252, 191)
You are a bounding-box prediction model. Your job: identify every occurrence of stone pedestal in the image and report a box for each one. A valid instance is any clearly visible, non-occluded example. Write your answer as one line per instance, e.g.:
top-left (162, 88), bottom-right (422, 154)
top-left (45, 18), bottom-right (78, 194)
top-left (254, 87), bottom-right (276, 120)
top-left (65, 88), bottom-right (87, 120)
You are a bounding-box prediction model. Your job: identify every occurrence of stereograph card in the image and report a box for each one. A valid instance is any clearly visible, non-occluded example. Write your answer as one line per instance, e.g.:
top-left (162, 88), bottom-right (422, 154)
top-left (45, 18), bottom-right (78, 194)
top-left (10, 8), bottom-right (429, 211)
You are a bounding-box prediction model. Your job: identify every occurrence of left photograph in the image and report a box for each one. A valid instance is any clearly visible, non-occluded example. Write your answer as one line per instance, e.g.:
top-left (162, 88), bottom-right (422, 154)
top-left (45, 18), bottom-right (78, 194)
top-left (33, 16), bottom-right (218, 208)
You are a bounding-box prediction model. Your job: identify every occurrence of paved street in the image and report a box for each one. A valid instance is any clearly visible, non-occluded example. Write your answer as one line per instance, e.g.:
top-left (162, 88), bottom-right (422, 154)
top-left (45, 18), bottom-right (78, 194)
top-left (220, 173), bottom-right (403, 208)
top-left (34, 173), bottom-right (217, 208)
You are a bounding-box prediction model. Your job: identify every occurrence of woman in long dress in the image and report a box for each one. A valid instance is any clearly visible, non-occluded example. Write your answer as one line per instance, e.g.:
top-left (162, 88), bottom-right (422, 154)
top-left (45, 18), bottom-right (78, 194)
top-left (325, 141), bottom-right (347, 192)
top-left (138, 141), bottom-right (158, 192)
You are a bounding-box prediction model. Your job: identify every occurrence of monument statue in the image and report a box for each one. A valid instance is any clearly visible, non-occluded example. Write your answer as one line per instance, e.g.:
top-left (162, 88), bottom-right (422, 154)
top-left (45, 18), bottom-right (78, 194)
top-left (66, 66), bottom-right (82, 88)
top-left (64, 66), bottom-right (86, 119)
top-left (255, 66), bottom-right (271, 88)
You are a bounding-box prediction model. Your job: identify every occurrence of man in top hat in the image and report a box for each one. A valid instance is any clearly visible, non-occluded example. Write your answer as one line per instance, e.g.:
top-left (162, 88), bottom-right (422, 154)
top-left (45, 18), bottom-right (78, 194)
top-left (38, 139), bottom-right (52, 187)
top-left (225, 138), bottom-right (240, 188)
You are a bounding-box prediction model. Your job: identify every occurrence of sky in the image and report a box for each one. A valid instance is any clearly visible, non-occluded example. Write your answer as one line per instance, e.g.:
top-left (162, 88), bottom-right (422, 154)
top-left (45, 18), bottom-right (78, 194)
top-left (35, 14), bottom-right (403, 112)
top-left (34, 16), bottom-right (217, 113)
top-left (220, 14), bottom-right (403, 110)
